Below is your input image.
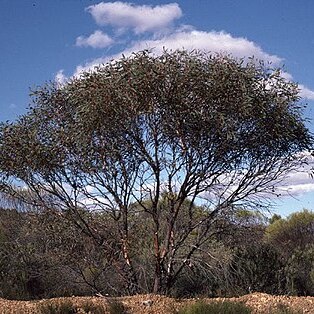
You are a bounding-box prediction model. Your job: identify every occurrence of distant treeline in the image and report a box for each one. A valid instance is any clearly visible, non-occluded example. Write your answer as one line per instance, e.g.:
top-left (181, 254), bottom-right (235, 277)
top-left (0, 205), bottom-right (313, 300)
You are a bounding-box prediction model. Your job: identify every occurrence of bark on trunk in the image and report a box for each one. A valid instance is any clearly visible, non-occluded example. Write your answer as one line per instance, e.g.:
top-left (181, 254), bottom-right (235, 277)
top-left (153, 230), bottom-right (162, 294)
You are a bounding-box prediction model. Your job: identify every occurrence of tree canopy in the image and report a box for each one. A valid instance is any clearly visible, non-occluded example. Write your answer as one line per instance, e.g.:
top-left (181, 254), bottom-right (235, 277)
top-left (0, 50), bottom-right (312, 294)
top-left (265, 209), bottom-right (314, 295)
top-left (266, 209), bottom-right (314, 255)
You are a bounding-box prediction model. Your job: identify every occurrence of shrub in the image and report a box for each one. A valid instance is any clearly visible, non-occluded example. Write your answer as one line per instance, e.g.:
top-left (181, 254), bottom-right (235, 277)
top-left (107, 299), bottom-right (128, 314)
top-left (39, 300), bottom-right (77, 314)
top-left (270, 303), bottom-right (302, 314)
top-left (178, 300), bottom-right (251, 314)
top-left (40, 300), bottom-right (106, 314)
top-left (81, 301), bottom-right (105, 314)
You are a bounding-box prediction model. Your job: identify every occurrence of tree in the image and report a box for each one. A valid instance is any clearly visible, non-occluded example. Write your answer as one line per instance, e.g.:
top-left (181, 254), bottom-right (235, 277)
top-left (213, 209), bottom-right (285, 295)
top-left (265, 210), bottom-right (314, 295)
top-left (265, 209), bottom-right (314, 257)
top-left (284, 245), bottom-right (314, 296)
top-left (269, 213), bottom-right (282, 225)
top-left (0, 206), bottom-right (122, 299)
top-left (0, 50), bottom-right (312, 295)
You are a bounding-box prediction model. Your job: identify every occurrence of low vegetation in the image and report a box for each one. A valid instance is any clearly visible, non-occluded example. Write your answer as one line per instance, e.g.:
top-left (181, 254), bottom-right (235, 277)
top-left (39, 300), bottom-right (105, 314)
top-left (107, 299), bottom-right (128, 314)
top-left (178, 300), bottom-right (252, 314)
top-left (0, 206), bottom-right (313, 300)
top-left (39, 300), bottom-right (77, 314)
top-left (270, 303), bottom-right (303, 314)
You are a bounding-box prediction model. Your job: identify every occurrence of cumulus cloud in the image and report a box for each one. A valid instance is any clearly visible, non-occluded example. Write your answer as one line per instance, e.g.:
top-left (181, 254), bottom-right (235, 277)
top-left (74, 57), bottom-right (108, 77)
top-left (299, 85), bottom-right (314, 100)
top-left (86, 1), bottom-right (182, 34)
top-left (280, 71), bottom-right (314, 100)
top-left (55, 70), bottom-right (67, 85)
top-left (124, 30), bottom-right (282, 63)
top-left (275, 153), bottom-right (314, 197)
top-left (76, 30), bottom-right (114, 48)
top-left (74, 1), bottom-right (314, 100)
top-left (278, 172), bottom-right (314, 196)
top-left (285, 183), bottom-right (314, 195)
top-left (73, 29), bottom-right (282, 76)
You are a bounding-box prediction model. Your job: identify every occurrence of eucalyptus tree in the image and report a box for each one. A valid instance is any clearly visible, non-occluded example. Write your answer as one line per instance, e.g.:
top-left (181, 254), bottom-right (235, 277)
top-left (0, 50), bottom-right (312, 294)
top-left (265, 209), bottom-right (314, 257)
top-left (265, 210), bottom-right (314, 295)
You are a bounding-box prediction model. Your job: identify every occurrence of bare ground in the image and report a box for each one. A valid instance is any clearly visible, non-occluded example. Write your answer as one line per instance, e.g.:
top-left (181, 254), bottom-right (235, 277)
top-left (1, 292), bottom-right (314, 313)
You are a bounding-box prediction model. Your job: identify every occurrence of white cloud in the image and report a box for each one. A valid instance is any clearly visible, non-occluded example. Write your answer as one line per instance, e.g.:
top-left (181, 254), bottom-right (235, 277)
top-left (74, 57), bottom-right (107, 77)
top-left (124, 30), bottom-right (282, 63)
top-left (299, 84), bottom-right (314, 100)
top-left (281, 71), bottom-right (314, 100)
top-left (76, 30), bottom-right (114, 48)
top-left (73, 27), bottom-right (314, 100)
top-left (73, 2), bottom-right (314, 100)
top-left (280, 71), bottom-right (293, 81)
top-left (279, 181), bottom-right (314, 196)
top-left (55, 69), bottom-right (67, 85)
top-left (86, 1), bottom-right (182, 34)
top-left (276, 153), bottom-right (314, 197)
top-left (74, 29), bottom-right (282, 76)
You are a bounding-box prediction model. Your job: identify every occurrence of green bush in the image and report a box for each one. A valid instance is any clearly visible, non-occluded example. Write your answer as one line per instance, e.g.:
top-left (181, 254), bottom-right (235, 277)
top-left (40, 301), bottom-right (105, 314)
top-left (39, 300), bottom-right (77, 314)
top-left (178, 300), bottom-right (251, 314)
top-left (40, 300), bottom-right (105, 314)
top-left (107, 299), bottom-right (128, 314)
top-left (270, 303), bottom-right (302, 314)
top-left (81, 301), bottom-right (105, 314)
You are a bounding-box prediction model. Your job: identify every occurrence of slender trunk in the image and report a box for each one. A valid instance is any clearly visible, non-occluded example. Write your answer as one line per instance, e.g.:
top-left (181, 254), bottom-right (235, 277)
top-left (153, 267), bottom-right (162, 294)
top-left (121, 237), bottom-right (139, 294)
top-left (153, 227), bottom-right (163, 294)
top-left (120, 203), bottom-right (139, 294)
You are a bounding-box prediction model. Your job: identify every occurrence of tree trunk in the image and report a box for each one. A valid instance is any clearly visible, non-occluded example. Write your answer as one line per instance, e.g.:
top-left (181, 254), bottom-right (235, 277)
top-left (125, 264), bottom-right (139, 295)
top-left (153, 229), bottom-right (163, 293)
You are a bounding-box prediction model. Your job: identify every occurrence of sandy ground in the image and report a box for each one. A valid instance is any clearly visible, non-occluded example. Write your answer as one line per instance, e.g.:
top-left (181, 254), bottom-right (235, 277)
top-left (0, 292), bottom-right (314, 313)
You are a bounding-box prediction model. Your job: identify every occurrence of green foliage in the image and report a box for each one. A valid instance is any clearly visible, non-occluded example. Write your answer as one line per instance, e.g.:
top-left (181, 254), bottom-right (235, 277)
top-left (80, 301), bottom-right (105, 314)
top-left (264, 210), bottom-right (314, 296)
top-left (265, 210), bottom-right (314, 254)
top-left (39, 300), bottom-right (77, 314)
top-left (107, 299), bottom-right (128, 314)
top-left (270, 303), bottom-right (302, 314)
top-left (269, 214), bottom-right (282, 225)
top-left (178, 300), bottom-right (251, 314)
top-left (0, 207), bottom-right (120, 299)
top-left (39, 300), bottom-right (105, 314)
top-left (284, 245), bottom-right (314, 295)
top-left (1, 203), bottom-right (314, 298)
top-left (230, 243), bottom-right (284, 295)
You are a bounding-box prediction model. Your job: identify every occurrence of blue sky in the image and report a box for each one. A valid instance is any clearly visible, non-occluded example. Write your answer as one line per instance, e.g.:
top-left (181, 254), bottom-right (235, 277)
top-left (1, 0), bottom-right (314, 216)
